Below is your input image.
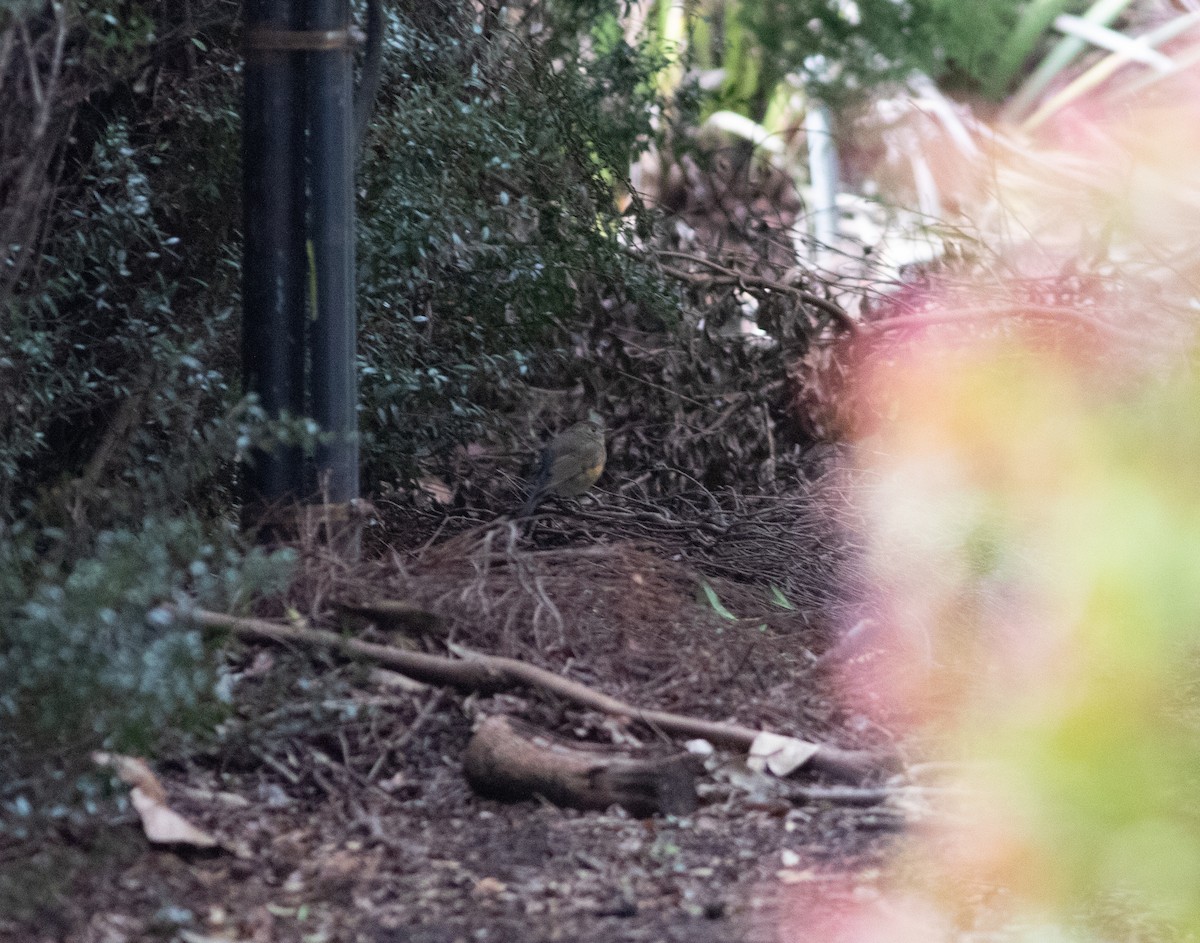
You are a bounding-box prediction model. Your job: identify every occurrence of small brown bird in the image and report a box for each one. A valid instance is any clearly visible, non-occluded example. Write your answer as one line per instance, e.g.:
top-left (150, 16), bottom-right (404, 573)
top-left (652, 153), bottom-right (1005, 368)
top-left (519, 416), bottom-right (606, 517)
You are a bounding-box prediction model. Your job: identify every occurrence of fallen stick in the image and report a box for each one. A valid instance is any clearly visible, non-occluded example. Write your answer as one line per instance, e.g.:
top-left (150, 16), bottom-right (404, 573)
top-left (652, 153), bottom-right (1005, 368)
top-left (180, 607), bottom-right (891, 781)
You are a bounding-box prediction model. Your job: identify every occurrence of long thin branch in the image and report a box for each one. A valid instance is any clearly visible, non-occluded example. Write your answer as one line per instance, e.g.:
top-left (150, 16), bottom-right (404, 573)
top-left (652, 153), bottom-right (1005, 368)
top-left (632, 247), bottom-right (859, 336)
top-left (34, 3), bottom-right (68, 143)
top-left (863, 303), bottom-right (1155, 345)
top-left (659, 262), bottom-right (859, 336)
top-left (0, 26), bottom-right (17, 97)
top-left (181, 607), bottom-right (890, 781)
top-left (18, 20), bottom-right (43, 109)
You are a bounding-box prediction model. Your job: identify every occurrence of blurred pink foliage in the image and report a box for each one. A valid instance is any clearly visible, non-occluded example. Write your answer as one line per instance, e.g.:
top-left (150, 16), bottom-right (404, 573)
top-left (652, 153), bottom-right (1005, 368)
top-left (772, 24), bottom-right (1200, 943)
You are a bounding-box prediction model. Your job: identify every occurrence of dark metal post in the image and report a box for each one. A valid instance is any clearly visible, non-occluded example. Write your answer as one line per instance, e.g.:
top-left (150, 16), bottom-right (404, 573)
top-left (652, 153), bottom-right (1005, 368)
top-left (306, 0), bottom-right (359, 504)
top-left (242, 0), bottom-right (306, 510)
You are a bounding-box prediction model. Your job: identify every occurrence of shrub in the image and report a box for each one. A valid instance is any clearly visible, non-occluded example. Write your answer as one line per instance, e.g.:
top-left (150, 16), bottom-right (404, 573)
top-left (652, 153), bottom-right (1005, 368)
top-left (0, 0), bottom-right (275, 806)
top-left (356, 0), bottom-right (677, 482)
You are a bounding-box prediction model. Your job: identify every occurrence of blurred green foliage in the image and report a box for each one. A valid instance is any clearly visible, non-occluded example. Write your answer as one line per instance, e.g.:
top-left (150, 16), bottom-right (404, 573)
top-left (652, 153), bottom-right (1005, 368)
top-left (1011, 359), bottom-right (1200, 933)
top-left (873, 343), bottom-right (1200, 939)
top-left (682, 0), bottom-right (1089, 118)
top-left (1, 520), bottom-right (294, 771)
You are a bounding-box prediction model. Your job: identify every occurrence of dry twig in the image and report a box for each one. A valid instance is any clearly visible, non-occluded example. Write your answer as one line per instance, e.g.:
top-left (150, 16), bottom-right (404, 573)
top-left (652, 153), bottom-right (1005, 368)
top-left (647, 249), bottom-right (859, 336)
top-left (178, 606), bottom-right (889, 781)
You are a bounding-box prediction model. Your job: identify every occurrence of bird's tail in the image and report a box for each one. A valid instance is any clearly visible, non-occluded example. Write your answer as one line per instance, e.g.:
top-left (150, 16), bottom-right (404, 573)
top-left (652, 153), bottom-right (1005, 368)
top-left (517, 489), bottom-right (544, 518)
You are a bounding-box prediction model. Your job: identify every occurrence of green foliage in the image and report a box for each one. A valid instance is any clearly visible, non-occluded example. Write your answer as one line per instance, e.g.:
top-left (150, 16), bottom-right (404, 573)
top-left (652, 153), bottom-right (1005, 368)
top-left (356, 0), bottom-right (677, 481)
top-left (872, 342), bottom-right (1200, 939)
top-left (77, 1), bottom-right (157, 69)
top-left (0, 520), bottom-right (294, 770)
top-left (0, 0), bottom-right (283, 809)
top-left (698, 580), bottom-right (738, 621)
top-left (2, 70), bottom-right (244, 520)
top-left (986, 0), bottom-right (1076, 99)
top-left (684, 0), bottom-right (1079, 116)
top-left (769, 585), bottom-right (795, 610)
top-left (1, 0), bottom-right (680, 807)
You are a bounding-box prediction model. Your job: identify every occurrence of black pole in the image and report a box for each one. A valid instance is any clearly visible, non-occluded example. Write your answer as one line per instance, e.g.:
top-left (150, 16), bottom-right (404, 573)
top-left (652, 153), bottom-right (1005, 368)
top-left (242, 0), bottom-right (306, 511)
top-left (306, 0), bottom-right (359, 504)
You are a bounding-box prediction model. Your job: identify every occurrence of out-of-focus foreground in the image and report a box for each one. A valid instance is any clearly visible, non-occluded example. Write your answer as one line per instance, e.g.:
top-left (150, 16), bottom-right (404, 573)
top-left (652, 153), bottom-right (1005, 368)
top-left (806, 26), bottom-right (1200, 943)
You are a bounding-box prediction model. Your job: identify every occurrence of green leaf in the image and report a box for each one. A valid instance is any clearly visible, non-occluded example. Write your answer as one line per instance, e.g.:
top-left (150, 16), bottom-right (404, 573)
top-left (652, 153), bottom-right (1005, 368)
top-left (987, 0), bottom-right (1071, 99)
top-left (769, 585), bottom-right (795, 610)
top-left (699, 581), bottom-right (738, 621)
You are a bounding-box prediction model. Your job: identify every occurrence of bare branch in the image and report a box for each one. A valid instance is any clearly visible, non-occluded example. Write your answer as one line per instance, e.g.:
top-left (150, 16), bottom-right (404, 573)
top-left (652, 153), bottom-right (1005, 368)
top-left (17, 19), bottom-right (42, 109)
top-left (645, 249), bottom-right (859, 336)
top-left (863, 302), bottom-right (1158, 345)
top-left (33, 2), bottom-right (68, 142)
top-left (0, 26), bottom-right (17, 97)
top-left (178, 606), bottom-right (893, 781)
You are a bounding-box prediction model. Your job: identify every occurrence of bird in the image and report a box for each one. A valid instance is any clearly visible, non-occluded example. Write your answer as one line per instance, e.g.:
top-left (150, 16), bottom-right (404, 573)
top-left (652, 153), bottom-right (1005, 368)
top-left (518, 416), bottom-right (606, 517)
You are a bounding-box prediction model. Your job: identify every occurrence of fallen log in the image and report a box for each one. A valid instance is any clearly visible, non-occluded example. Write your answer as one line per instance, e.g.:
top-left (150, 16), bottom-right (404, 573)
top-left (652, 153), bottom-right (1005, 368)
top-left (464, 715), bottom-right (700, 817)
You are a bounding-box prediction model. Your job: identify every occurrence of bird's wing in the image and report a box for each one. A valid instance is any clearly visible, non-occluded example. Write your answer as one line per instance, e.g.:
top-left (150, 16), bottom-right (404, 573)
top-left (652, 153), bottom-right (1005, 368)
top-left (551, 437), bottom-right (606, 495)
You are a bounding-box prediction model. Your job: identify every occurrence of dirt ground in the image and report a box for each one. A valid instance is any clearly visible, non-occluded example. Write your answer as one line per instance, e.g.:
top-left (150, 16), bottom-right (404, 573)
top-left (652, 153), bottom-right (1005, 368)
top-left (13, 713), bottom-right (897, 943)
top-left (2, 489), bottom-right (913, 943)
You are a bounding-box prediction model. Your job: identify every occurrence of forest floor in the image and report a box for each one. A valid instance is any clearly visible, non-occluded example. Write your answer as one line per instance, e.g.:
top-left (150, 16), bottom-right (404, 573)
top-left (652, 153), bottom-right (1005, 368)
top-left (5, 478), bottom-right (923, 943)
top-left (21, 711), bottom-right (897, 943)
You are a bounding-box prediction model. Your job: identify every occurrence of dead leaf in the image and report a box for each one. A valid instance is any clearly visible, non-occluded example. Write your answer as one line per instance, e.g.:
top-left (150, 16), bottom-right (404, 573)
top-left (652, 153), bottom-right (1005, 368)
top-left (314, 848), bottom-right (367, 896)
top-left (746, 732), bottom-right (820, 777)
top-left (244, 650), bottom-right (275, 677)
top-left (370, 667), bottom-right (430, 693)
top-left (473, 876), bottom-right (507, 897)
top-left (92, 751), bottom-right (167, 803)
top-left (418, 475), bottom-right (453, 505)
top-left (178, 931), bottom-right (251, 943)
top-left (130, 787), bottom-right (219, 848)
top-left (94, 752), bottom-right (219, 849)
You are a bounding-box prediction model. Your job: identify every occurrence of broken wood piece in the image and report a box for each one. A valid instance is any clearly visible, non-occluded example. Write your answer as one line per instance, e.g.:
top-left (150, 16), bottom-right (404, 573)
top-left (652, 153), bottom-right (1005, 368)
top-left (370, 667), bottom-right (430, 693)
top-left (464, 715), bottom-right (699, 817)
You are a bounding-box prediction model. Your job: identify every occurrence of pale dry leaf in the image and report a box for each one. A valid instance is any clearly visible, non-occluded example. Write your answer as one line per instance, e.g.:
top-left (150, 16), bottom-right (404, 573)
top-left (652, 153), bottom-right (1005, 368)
top-left (130, 786), bottom-right (219, 848)
top-left (684, 739), bottom-right (715, 757)
top-left (92, 751), bottom-right (167, 803)
top-left (244, 650), bottom-right (275, 678)
top-left (178, 930), bottom-right (251, 943)
top-left (370, 667), bottom-right (430, 693)
top-left (94, 751), bottom-right (219, 848)
top-left (418, 475), bottom-right (454, 505)
top-left (473, 876), bottom-right (508, 897)
top-left (746, 731), bottom-right (820, 777)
